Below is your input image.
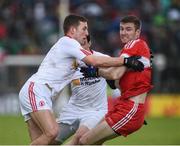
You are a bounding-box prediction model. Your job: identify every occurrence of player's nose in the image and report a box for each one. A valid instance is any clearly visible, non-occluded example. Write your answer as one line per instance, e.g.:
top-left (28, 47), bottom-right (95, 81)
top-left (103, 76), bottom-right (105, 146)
top-left (85, 30), bottom-right (89, 36)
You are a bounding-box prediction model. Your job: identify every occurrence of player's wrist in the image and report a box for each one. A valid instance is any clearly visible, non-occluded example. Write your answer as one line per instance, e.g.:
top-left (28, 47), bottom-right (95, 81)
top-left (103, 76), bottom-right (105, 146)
top-left (118, 57), bottom-right (125, 66)
top-left (123, 57), bottom-right (128, 65)
top-left (123, 57), bottom-right (130, 67)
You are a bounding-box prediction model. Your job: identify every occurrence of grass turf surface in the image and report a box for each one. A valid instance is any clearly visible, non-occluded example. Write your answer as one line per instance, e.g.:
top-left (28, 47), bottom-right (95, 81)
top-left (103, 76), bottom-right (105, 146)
top-left (0, 115), bottom-right (180, 145)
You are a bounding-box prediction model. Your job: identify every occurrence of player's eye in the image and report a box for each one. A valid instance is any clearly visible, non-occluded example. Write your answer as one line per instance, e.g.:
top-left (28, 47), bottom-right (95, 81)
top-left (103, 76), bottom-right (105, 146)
top-left (126, 28), bottom-right (133, 31)
top-left (83, 27), bottom-right (87, 31)
top-left (120, 27), bottom-right (124, 31)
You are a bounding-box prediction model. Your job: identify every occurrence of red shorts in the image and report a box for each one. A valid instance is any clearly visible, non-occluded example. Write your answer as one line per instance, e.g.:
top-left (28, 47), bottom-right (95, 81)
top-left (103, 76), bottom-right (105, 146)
top-left (105, 99), bottom-right (145, 137)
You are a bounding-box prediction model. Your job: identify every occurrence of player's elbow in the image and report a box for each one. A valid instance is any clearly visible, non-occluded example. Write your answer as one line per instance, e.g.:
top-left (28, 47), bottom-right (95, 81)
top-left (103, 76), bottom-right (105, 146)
top-left (45, 124), bottom-right (59, 140)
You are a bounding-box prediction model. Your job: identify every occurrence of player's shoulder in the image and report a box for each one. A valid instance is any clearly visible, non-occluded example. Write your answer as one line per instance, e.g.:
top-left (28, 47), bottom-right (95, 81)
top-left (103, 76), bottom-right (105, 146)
top-left (59, 36), bottom-right (81, 47)
top-left (134, 39), bottom-right (149, 48)
top-left (124, 39), bottom-right (148, 49)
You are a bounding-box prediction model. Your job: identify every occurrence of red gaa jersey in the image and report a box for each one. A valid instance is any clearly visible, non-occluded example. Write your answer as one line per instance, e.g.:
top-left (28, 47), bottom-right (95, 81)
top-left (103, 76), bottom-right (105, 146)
top-left (118, 39), bottom-right (153, 99)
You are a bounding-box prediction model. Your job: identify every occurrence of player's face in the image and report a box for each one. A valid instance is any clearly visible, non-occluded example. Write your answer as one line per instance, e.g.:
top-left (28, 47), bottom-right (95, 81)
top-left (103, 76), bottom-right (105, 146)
top-left (120, 22), bottom-right (140, 44)
top-left (73, 21), bottom-right (89, 46)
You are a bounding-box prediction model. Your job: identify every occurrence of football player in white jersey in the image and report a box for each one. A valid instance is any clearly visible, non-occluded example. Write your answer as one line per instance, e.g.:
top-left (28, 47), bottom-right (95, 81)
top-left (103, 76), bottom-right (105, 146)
top-left (19, 14), bottom-right (144, 145)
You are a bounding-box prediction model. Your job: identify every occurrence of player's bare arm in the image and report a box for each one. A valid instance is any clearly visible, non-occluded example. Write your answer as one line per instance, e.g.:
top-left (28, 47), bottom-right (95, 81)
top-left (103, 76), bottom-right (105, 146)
top-left (98, 66), bottom-right (127, 80)
top-left (80, 55), bottom-right (144, 79)
top-left (82, 55), bottom-right (124, 67)
top-left (82, 55), bottom-right (144, 72)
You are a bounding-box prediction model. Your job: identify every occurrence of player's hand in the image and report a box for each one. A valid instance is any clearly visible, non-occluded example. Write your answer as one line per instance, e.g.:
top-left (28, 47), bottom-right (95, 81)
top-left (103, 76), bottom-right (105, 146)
top-left (124, 56), bottom-right (144, 71)
top-left (80, 66), bottom-right (99, 78)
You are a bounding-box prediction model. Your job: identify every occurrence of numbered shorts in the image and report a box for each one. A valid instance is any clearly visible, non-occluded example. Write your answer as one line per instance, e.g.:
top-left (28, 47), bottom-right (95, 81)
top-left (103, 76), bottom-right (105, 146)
top-left (105, 99), bottom-right (145, 137)
top-left (19, 81), bottom-right (52, 121)
top-left (57, 104), bottom-right (107, 129)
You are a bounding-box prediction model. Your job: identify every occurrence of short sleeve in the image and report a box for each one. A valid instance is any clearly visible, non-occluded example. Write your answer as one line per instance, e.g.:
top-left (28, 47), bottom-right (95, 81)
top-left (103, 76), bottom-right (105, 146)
top-left (62, 37), bottom-right (90, 60)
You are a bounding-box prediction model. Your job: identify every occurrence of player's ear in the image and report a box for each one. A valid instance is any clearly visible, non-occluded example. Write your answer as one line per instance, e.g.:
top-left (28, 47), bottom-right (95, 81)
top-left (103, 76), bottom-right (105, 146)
top-left (70, 26), bottom-right (76, 34)
top-left (135, 29), bottom-right (141, 38)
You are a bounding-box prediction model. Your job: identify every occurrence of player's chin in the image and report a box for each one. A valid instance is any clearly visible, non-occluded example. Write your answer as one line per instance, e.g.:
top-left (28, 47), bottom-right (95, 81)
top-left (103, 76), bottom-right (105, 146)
top-left (81, 39), bottom-right (86, 45)
top-left (121, 39), bottom-right (128, 44)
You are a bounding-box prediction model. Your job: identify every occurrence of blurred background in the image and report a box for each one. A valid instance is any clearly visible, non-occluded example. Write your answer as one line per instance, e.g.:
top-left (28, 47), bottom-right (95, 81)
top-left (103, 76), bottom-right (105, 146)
top-left (0, 0), bottom-right (180, 145)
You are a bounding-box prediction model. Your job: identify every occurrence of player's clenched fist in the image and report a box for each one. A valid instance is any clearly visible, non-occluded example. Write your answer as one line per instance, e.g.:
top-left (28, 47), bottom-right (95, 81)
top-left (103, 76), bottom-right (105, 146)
top-left (124, 56), bottom-right (144, 71)
top-left (80, 66), bottom-right (99, 78)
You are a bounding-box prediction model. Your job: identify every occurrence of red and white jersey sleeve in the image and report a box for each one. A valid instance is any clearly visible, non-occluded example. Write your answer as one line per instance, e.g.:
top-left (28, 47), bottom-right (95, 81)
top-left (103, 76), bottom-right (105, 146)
top-left (118, 39), bottom-right (153, 99)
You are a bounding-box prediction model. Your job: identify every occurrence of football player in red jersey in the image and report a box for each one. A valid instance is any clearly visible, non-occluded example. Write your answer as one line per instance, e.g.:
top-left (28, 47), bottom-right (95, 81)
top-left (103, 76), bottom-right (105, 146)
top-left (75, 15), bottom-right (153, 145)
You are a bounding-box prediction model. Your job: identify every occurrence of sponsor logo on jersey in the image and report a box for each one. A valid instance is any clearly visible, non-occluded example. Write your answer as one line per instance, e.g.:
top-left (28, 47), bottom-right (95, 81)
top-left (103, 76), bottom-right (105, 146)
top-left (72, 59), bottom-right (78, 70)
top-left (72, 79), bottom-right (81, 86)
top-left (80, 77), bottom-right (101, 86)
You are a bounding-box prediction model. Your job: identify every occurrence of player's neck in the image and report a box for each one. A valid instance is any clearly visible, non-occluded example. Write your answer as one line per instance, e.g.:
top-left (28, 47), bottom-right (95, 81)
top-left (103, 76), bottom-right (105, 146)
top-left (88, 48), bottom-right (93, 54)
top-left (127, 38), bottom-right (139, 43)
top-left (65, 34), bottom-right (72, 38)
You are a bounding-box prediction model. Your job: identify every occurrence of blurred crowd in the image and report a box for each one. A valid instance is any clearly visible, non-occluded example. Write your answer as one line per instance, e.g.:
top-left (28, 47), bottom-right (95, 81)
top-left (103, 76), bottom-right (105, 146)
top-left (0, 0), bottom-right (180, 93)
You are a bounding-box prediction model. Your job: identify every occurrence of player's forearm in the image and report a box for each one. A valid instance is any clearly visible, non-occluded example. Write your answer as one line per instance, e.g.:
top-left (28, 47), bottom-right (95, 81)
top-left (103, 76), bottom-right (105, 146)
top-left (98, 67), bottom-right (115, 80)
top-left (83, 55), bottom-right (124, 67)
top-left (94, 56), bottom-right (124, 67)
top-left (98, 66), bottom-right (127, 80)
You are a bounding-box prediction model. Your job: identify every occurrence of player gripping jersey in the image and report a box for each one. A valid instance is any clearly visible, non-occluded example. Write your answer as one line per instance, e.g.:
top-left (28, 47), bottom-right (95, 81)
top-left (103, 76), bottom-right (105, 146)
top-left (18, 14), bottom-right (146, 145)
top-left (19, 36), bottom-right (87, 121)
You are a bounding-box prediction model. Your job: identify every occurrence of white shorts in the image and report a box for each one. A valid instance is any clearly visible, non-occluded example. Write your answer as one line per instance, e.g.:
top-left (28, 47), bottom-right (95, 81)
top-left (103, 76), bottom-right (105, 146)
top-left (57, 104), bottom-right (107, 129)
top-left (19, 81), bottom-right (53, 121)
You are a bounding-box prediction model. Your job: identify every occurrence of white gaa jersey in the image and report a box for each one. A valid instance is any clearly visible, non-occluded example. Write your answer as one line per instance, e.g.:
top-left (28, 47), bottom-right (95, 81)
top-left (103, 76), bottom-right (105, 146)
top-left (28, 36), bottom-right (86, 93)
top-left (66, 51), bottom-right (108, 111)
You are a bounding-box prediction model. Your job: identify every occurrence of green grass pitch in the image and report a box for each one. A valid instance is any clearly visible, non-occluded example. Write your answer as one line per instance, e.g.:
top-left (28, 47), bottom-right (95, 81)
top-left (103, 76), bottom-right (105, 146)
top-left (0, 115), bottom-right (180, 145)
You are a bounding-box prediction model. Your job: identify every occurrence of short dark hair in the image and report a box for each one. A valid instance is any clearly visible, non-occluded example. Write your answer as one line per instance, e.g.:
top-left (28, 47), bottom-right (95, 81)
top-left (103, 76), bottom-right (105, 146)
top-left (63, 14), bottom-right (88, 34)
top-left (120, 15), bottom-right (141, 30)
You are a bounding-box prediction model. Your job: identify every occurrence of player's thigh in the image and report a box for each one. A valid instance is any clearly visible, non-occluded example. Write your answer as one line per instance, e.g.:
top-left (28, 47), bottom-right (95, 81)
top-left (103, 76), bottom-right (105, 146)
top-left (79, 120), bottom-right (117, 144)
top-left (19, 81), bottom-right (53, 122)
top-left (30, 110), bottom-right (59, 134)
top-left (27, 118), bottom-right (42, 141)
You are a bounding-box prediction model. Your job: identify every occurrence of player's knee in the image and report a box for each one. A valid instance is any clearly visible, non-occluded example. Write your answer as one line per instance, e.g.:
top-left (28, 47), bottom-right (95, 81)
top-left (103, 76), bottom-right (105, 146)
top-left (79, 136), bottom-right (88, 145)
top-left (45, 125), bottom-right (59, 140)
top-left (50, 140), bottom-right (62, 145)
top-left (73, 132), bottom-right (82, 141)
top-left (72, 132), bottom-right (87, 145)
